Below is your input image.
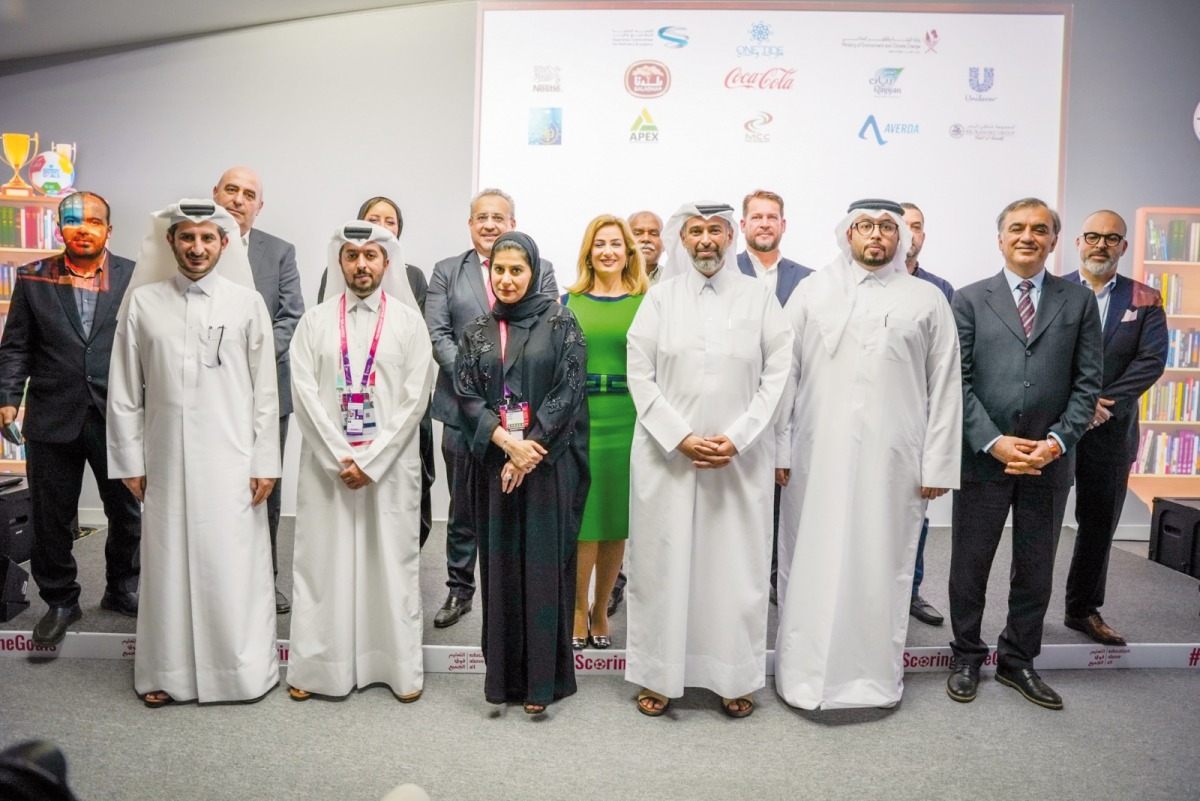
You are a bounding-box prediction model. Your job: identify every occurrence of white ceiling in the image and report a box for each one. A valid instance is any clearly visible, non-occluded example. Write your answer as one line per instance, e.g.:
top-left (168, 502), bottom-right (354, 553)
top-left (0, 0), bottom-right (441, 76)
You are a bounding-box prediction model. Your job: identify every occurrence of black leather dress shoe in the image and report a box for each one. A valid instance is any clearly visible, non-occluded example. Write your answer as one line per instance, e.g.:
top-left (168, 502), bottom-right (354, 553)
top-left (275, 589), bottom-right (291, 616)
top-left (434, 594), bottom-right (472, 628)
top-left (995, 666), bottom-right (1063, 710)
top-left (909, 594), bottom-right (944, 626)
top-left (32, 604), bottom-right (83, 647)
top-left (606, 584), bottom-right (624, 618)
top-left (946, 664), bottom-right (980, 703)
top-left (100, 590), bottom-right (139, 617)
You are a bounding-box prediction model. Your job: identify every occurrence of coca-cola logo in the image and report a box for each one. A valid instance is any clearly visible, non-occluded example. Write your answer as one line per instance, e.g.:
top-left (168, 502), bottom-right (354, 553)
top-left (724, 66), bottom-right (796, 90)
top-left (625, 60), bottom-right (671, 98)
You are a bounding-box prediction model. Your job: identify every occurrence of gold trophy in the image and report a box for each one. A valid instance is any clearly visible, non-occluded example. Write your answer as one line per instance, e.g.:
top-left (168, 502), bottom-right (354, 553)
top-left (1, 132), bottom-right (39, 197)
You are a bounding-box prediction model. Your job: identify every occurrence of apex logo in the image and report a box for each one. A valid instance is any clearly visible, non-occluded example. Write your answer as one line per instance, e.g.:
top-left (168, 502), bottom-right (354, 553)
top-left (630, 109), bottom-right (660, 143)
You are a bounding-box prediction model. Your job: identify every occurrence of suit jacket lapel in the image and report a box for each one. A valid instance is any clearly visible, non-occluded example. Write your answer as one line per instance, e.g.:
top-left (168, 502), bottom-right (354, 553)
top-left (90, 266), bottom-right (119, 341)
top-left (736, 252), bottom-right (755, 279)
top-left (1104, 275), bottom-right (1132, 348)
top-left (1027, 274), bottom-right (1067, 347)
top-left (53, 264), bottom-right (87, 341)
top-left (984, 272), bottom-right (1027, 342)
top-left (776, 262), bottom-right (798, 306)
top-left (462, 251), bottom-right (489, 314)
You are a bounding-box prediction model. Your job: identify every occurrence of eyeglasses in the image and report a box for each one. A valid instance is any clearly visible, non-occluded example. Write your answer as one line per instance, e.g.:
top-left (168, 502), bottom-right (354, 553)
top-left (852, 220), bottom-right (899, 237)
top-left (1081, 232), bottom-right (1124, 247)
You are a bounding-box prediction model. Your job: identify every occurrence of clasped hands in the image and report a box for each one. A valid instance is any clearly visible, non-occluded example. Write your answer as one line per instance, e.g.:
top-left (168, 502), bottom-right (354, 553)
top-left (501, 438), bottom-right (547, 494)
top-left (121, 476), bottom-right (276, 505)
top-left (989, 435), bottom-right (1057, 476)
top-left (1088, 398), bottom-right (1115, 430)
top-left (678, 434), bottom-right (737, 469)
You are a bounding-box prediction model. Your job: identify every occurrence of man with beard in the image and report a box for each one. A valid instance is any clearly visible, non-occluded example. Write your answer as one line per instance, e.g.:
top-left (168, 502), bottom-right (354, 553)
top-left (213, 167), bottom-right (303, 615)
top-left (947, 198), bottom-right (1102, 710)
top-left (737, 189), bottom-right (813, 606)
top-left (108, 200), bottom-right (280, 706)
top-left (625, 201), bottom-right (792, 718)
top-left (0, 191), bottom-right (141, 645)
top-left (900, 201), bottom-right (954, 628)
top-left (773, 199), bottom-right (961, 709)
top-left (1061, 210), bottom-right (1167, 646)
top-left (628, 210), bottom-right (665, 284)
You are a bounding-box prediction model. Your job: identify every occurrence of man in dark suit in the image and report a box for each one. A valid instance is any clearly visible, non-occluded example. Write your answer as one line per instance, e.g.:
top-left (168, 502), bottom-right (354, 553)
top-left (0, 191), bottom-right (141, 645)
top-left (425, 188), bottom-right (558, 628)
top-left (901, 202), bottom-right (954, 628)
top-left (737, 189), bottom-right (813, 605)
top-left (1062, 210), bottom-right (1168, 646)
top-left (948, 197), bottom-right (1102, 710)
top-left (213, 167), bottom-right (304, 615)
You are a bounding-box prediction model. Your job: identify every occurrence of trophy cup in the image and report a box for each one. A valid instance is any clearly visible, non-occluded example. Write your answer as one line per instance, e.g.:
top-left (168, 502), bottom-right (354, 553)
top-left (1, 132), bottom-right (39, 197)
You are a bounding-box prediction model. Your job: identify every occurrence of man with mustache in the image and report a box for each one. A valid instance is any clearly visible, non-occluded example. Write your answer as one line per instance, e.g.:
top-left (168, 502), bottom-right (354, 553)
top-left (1061, 210), bottom-right (1167, 646)
top-left (625, 201), bottom-right (792, 718)
top-left (773, 199), bottom-right (961, 710)
top-left (628, 210), bottom-right (664, 284)
top-left (0, 191), bottom-right (141, 646)
top-left (736, 189), bottom-right (812, 606)
top-left (947, 198), bottom-right (1102, 710)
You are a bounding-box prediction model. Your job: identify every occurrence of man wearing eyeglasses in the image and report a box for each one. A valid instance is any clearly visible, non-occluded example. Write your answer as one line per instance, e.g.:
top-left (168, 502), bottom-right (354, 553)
top-left (1061, 211), bottom-right (1167, 647)
top-left (947, 198), bottom-right (1102, 710)
top-left (773, 199), bottom-right (961, 709)
top-left (425, 189), bottom-right (558, 628)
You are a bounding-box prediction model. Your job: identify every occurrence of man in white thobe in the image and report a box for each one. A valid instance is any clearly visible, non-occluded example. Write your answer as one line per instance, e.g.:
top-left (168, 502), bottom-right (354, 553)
top-left (286, 222), bottom-right (431, 702)
top-left (774, 198), bottom-right (962, 710)
top-left (625, 201), bottom-right (792, 718)
top-left (108, 200), bottom-right (280, 706)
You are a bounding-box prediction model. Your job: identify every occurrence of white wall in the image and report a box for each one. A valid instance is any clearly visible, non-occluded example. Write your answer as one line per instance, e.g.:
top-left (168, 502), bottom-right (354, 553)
top-left (3, 0), bottom-right (1199, 538)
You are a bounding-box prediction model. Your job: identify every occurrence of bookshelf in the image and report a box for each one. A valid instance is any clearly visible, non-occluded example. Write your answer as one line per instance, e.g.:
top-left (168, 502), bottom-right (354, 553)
top-left (1128, 206), bottom-right (1200, 506)
top-left (0, 194), bottom-right (60, 477)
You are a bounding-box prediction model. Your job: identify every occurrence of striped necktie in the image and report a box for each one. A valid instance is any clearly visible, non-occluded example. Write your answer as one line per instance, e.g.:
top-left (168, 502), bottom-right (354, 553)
top-left (1017, 279), bottom-right (1035, 337)
top-left (482, 259), bottom-right (496, 309)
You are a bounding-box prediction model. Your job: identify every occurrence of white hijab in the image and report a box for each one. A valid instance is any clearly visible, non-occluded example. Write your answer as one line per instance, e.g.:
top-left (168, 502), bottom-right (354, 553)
top-left (657, 201), bottom-right (740, 282)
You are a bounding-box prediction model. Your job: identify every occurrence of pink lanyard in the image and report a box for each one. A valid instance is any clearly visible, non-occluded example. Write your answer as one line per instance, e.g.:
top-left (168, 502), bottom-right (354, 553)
top-left (339, 293), bottom-right (387, 392)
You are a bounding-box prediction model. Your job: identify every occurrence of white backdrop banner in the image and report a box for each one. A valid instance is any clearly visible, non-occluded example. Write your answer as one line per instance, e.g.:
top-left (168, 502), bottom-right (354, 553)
top-left (477, 3), bottom-right (1067, 291)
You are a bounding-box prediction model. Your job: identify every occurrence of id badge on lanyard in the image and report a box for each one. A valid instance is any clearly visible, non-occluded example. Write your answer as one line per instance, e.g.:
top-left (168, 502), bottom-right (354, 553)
top-left (339, 294), bottom-right (387, 445)
top-left (497, 319), bottom-right (530, 441)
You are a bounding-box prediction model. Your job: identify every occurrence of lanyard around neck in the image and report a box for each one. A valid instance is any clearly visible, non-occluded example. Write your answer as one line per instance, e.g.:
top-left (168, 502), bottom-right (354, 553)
top-left (339, 293), bottom-right (387, 391)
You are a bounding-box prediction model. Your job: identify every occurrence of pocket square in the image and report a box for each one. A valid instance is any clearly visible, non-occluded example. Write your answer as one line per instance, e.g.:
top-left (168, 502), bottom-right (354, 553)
top-left (1121, 309), bottom-right (1138, 323)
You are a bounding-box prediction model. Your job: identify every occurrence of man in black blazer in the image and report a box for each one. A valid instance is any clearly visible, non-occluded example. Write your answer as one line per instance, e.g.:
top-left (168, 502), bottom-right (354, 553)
top-left (214, 167), bottom-right (305, 615)
top-left (425, 188), bottom-right (558, 628)
top-left (736, 189), bottom-right (812, 605)
top-left (948, 198), bottom-right (1102, 710)
top-left (0, 192), bottom-right (141, 645)
top-left (1062, 210), bottom-right (1168, 646)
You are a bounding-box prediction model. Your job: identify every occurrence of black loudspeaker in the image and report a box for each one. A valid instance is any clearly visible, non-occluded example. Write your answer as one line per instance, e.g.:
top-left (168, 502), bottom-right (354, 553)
top-left (1149, 497), bottom-right (1200, 579)
top-left (0, 557), bottom-right (30, 622)
top-left (0, 480), bottom-right (32, 564)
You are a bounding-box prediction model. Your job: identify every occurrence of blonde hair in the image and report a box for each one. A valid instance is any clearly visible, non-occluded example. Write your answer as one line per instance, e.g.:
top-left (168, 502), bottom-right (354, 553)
top-left (567, 215), bottom-right (649, 296)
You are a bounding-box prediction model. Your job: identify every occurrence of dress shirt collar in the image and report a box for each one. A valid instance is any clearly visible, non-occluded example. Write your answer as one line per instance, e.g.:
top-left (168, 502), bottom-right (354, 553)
top-left (1002, 266), bottom-right (1046, 294)
top-left (63, 250), bottom-right (107, 279)
top-left (345, 288), bottom-right (383, 313)
top-left (173, 269), bottom-right (220, 296)
top-left (685, 262), bottom-right (733, 294)
top-left (850, 259), bottom-right (897, 286)
top-left (1079, 272), bottom-right (1117, 296)
top-left (745, 249), bottom-right (778, 274)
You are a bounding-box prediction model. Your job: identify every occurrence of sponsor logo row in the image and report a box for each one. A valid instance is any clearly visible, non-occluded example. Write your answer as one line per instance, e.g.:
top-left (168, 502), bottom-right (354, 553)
top-left (528, 107), bottom-right (1016, 147)
top-left (534, 61), bottom-right (1000, 102)
top-left (606, 21), bottom-right (945, 57)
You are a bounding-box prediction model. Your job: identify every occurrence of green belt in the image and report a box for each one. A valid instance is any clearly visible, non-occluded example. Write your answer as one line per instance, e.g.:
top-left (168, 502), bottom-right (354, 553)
top-left (585, 373), bottom-right (628, 394)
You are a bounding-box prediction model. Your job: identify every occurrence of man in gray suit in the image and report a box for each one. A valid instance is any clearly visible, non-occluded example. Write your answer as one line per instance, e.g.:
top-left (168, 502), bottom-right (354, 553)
top-left (213, 166), bottom-right (305, 615)
top-left (947, 198), bottom-right (1102, 710)
top-left (425, 188), bottom-right (558, 628)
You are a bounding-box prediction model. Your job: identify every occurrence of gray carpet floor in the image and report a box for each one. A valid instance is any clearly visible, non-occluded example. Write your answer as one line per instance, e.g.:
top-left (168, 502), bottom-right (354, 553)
top-left (2, 522), bottom-right (1199, 801)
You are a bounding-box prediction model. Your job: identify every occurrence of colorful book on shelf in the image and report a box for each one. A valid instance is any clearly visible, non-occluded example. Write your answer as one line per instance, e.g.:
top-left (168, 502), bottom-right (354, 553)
top-left (1169, 220), bottom-right (1188, 261)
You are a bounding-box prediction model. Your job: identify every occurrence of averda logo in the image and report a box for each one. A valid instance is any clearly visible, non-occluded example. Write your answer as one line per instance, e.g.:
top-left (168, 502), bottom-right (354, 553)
top-left (658, 26), bottom-right (688, 48)
top-left (859, 114), bottom-right (918, 145)
top-left (626, 61), bottom-right (671, 98)
top-left (869, 67), bottom-right (903, 97)
top-left (745, 112), bottom-right (773, 143)
top-left (528, 108), bottom-right (562, 146)
top-left (966, 67), bottom-right (997, 101)
top-left (630, 109), bottom-right (659, 143)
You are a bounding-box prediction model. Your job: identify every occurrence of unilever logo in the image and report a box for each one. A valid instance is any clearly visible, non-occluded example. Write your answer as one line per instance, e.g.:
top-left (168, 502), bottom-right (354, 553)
top-left (744, 112), bottom-right (773, 143)
top-left (738, 20), bottom-right (783, 58)
top-left (657, 26), bottom-right (688, 48)
top-left (870, 67), bottom-right (903, 97)
top-left (966, 67), bottom-right (997, 102)
top-left (859, 114), bottom-right (919, 145)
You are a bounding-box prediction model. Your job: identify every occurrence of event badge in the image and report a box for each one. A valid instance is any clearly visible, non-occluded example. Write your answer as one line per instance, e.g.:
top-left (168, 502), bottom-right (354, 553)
top-left (499, 400), bottom-right (530, 441)
top-left (342, 392), bottom-right (377, 440)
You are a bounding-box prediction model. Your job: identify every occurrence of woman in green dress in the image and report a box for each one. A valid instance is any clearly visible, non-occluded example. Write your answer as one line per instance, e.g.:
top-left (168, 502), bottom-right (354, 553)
top-left (564, 215), bottom-right (648, 649)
